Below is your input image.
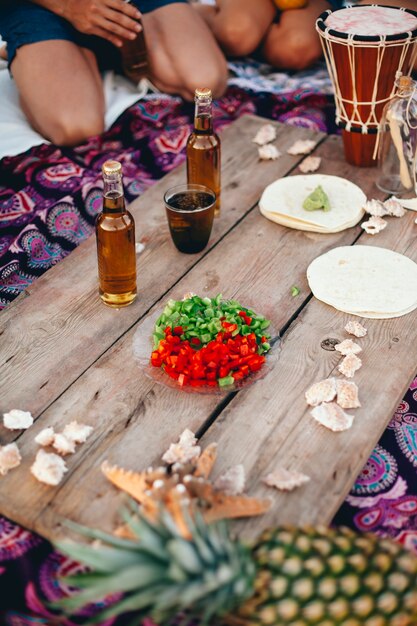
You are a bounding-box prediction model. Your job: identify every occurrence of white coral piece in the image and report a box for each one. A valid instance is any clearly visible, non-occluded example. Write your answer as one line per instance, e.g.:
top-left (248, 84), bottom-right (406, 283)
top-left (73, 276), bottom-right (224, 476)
top-left (345, 321), bottom-right (367, 338)
top-left (361, 216), bottom-right (387, 235)
top-left (3, 409), bottom-right (33, 430)
top-left (363, 199), bottom-right (388, 217)
top-left (52, 433), bottom-right (76, 456)
top-left (0, 443), bottom-right (21, 476)
top-left (338, 354), bottom-right (362, 378)
top-left (258, 144), bottom-right (281, 161)
top-left (263, 468), bottom-right (310, 491)
top-left (30, 449), bottom-right (68, 486)
top-left (287, 139), bottom-right (316, 156)
top-left (334, 339), bottom-right (362, 356)
top-left (162, 429), bottom-right (201, 465)
top-left (253, 124), bottom-right (277, 146)
top-left (384, 197), bottom-right (406, 218)
top-left (214, 464), bottom-right (245, 495)
top-left (311, 402), bottom-right (354, 432)
top-left (63, 421), bottom-right (93, 444)
top-left (299, 156), bottom-right (321, 173)
top-left (336, 380), bottom-right (361, 410)
top-left (35, 427), bottom-right (55, 447)
top-left (305, 378), bottom-right (337, 407)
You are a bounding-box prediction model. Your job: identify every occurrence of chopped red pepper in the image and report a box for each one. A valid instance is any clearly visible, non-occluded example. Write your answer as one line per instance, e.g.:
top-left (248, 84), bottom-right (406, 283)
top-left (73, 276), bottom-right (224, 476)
top-left (150, 326), bottom-right (266, 389)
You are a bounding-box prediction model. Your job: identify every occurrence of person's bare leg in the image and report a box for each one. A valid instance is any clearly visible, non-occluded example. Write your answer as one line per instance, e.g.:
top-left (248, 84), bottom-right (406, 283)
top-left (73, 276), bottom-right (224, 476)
top-left (194, 0), bottom-right (276, 58)
top-left (141, 3), bottom-right (227, 100)
top-left (10, 40), bottom-right (105, 146)
top-left (262, 0), bottom-right (330, 70)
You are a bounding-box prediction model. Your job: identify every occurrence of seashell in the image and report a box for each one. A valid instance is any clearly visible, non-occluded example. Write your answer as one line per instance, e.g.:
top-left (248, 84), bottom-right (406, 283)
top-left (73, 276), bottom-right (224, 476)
top-left (361, 216), bottom-right (387, 235)
top-left (338, 353), bottom-right (362, 378)
top-left (214, 464), bottom-right (245, 495)
top-left (258, 144), bottom-right (281, 161)
top-left (334, 339), bottom-right (362, 356)
top-left (310, 402), bottom-right (354, 432)
top-left (3, 409), bottom-right (33, 430)
top-left (0, 443), bottom-right (21, 476)
top-left (31, 449), bottom-right (68, 486)
top-left (336, 380), bottom-right (361, 410)
top-left (287, 139), bottom-right (316, 156)
top-left (52, 433), bottom-right (76, 456)
top-left (252, 124), bottom-right (277, 146)
top-left (263, 468), bottom-right (310, 491)
top-left (305, 378), bottom-right (337, 407)
top-left (299, 156), bottom-right (321, 173)
top-left (363, 199), bottom-right (388, 218)
top-left (384, 196), bottom-right (406, 218)
top-left (162, 429), bottom-right (201, 465)
top-left (345, 321), bottom-right (367, 337)
top-left (62, 421), bottom-right (93, 444)
top-left (35, 427), bottom-right (55, 447)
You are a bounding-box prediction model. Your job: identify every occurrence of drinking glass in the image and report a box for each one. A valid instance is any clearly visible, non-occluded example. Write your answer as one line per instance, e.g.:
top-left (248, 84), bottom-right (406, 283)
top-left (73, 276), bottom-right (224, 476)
top-left (164, 184), bottom-right (216, 254)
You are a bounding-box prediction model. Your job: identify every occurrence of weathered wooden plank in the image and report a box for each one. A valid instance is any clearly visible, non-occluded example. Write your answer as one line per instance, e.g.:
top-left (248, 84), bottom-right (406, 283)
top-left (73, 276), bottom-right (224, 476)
top-left (0, 133), bottom-right (385, 541)
top-left (197, 210), bottom-right (417, 539)
top-left (0, 117), bottom-right (324, 429)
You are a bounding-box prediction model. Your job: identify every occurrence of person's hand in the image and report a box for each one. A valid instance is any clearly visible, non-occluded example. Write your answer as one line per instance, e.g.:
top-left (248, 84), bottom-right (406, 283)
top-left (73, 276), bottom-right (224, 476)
top-left (62, 0), bottom-right (142, 48)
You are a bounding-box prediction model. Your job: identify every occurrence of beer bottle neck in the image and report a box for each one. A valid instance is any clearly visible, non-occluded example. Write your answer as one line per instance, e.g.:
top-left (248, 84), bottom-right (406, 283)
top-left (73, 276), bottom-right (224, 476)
top-left (194, 97), bottom-right (213, 134)
top-left (103, 173), bottom-right (126, 213)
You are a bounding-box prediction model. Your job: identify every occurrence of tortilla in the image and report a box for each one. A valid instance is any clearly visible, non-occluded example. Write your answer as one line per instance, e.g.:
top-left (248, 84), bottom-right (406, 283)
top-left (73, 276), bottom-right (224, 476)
top-left (259, 174), bottom-right (366, 233)
top-left (260, 210), bottom-right (361, 234)
top-left (307, 246), bottom-right (417, 318)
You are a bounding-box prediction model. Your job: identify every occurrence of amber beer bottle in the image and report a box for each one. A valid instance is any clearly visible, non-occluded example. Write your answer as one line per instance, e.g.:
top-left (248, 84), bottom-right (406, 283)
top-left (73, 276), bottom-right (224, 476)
top-left (96, 160), bottom-right (137, 307)
top-left (186, 88), bottom-right (221, 216)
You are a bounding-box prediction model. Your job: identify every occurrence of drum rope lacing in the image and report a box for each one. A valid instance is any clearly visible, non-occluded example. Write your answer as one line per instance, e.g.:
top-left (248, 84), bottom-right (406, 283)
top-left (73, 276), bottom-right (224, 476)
top-left (319, 28), bottom-right (417, 134)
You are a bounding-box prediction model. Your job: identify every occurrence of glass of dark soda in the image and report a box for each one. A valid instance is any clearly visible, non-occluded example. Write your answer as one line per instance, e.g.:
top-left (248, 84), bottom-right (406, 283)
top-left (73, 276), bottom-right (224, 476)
top-left (164, 184), bottom-right (216, 254)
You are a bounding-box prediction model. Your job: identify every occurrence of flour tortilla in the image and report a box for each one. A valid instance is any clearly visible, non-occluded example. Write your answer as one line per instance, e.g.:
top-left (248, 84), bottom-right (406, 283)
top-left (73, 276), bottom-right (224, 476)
top-left (261, 210), bottom-right (360, 234)
top-left (307, 246), bottom-right (417, 318)
top-left (259, 174), bottom-right (366, 233)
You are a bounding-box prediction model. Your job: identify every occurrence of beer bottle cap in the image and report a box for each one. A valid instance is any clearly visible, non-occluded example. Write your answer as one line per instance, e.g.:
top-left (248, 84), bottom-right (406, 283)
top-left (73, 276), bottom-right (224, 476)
top-left (102, 160), bottom-right (122, 176)
top-left (195, 87), bottom-right (212, 100)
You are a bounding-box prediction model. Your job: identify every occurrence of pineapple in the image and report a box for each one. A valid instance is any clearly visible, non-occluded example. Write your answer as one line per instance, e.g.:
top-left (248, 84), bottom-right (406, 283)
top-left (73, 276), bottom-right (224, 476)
top-left (55, 512), bottom-right (417, 626)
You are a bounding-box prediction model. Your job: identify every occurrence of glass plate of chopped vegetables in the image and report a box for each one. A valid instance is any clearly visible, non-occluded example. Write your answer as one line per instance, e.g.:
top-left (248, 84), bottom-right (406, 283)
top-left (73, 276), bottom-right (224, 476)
top-left (133, 294), bottom-right (280, 394)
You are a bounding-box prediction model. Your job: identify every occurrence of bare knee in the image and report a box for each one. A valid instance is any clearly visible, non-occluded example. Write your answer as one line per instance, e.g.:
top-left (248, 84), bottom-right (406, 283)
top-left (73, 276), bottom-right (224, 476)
top-left (47, 110), bottom-right (104, 146)
top-left (264, 29), bottom-right (322, 71)
top-left (217, 16), bottom-right (263, 57)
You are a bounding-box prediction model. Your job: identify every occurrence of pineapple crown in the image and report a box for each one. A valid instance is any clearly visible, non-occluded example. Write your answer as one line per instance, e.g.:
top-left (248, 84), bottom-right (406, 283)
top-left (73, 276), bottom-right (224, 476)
top-left (54, 505), bottom-right (256, 625)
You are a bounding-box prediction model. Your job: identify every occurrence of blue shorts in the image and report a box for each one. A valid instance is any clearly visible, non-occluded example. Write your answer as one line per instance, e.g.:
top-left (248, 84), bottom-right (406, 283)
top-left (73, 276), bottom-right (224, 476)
top-left (0, 0), bottom-right (187, 70)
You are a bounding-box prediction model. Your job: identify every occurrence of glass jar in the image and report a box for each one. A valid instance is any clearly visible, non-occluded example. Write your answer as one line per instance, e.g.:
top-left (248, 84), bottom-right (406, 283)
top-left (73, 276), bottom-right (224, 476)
top-left (377, 75), bottom-right (417, 196)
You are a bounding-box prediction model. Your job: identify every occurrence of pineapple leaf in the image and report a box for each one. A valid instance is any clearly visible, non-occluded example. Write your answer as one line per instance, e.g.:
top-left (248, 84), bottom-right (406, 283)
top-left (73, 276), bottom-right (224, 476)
top-left (167, 538), bottom-right (204, 575)
top-left (53, 563), bottom-right (166, 613)
top-left (63, 518), bottom-right (140, 550)
top-left (55, 541), bottom-right (142, 573)
top-left (83, 585), bottom-right (169, 624)
top-left (119, 508), bottom-right (170, 562)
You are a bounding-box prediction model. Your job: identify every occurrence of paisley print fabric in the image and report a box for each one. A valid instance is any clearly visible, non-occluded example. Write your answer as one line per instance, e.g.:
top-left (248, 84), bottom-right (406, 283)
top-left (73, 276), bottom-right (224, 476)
top-left (334, 376), bottom-right (417, 551)
top-left (0, 63), bottom-right (416, 623)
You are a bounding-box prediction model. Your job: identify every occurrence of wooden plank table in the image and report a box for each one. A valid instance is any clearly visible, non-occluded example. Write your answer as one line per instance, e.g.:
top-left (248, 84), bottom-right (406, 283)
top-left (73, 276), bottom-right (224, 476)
top-left (0, 115), bottom-right (416, 542)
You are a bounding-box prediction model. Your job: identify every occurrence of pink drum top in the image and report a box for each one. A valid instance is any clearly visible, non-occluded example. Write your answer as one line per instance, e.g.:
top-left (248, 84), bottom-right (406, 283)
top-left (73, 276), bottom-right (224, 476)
top-left (325, 6), bottom-right (417, 37)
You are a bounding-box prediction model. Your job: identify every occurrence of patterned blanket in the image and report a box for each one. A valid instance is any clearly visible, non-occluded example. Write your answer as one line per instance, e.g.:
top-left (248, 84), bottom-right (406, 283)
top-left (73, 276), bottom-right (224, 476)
top-left (1, 62), bottom-right (416, 624)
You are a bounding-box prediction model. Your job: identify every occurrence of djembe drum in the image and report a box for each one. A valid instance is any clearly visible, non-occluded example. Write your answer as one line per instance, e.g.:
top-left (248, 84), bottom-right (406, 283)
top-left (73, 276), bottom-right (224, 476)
top-left (316, 5), bottom-right (417, 167)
